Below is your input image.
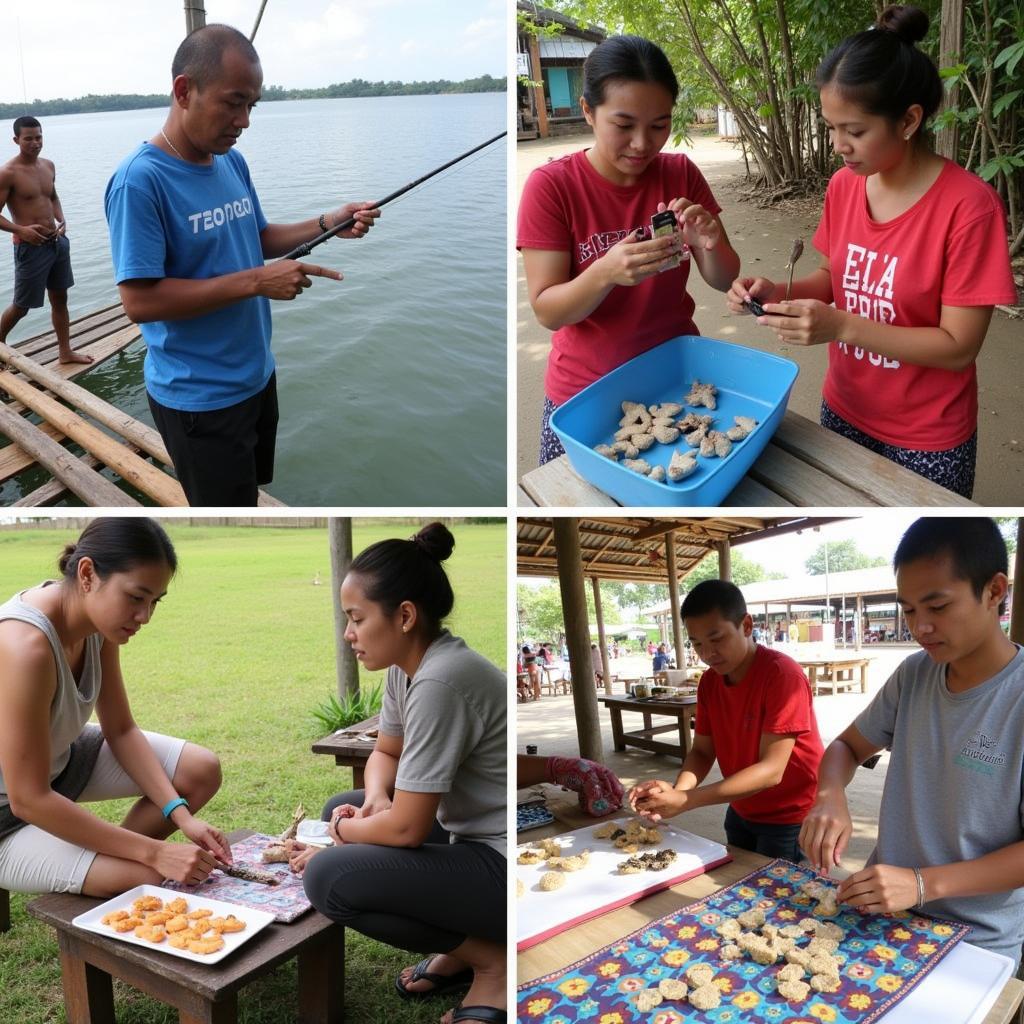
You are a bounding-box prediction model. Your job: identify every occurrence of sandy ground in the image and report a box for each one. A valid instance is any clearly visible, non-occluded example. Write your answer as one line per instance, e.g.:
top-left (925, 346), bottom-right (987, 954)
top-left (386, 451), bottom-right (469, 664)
top-left (516, 131), bottom-right (1024, 505)
top-left (516, 645), bottom-right (910, 877)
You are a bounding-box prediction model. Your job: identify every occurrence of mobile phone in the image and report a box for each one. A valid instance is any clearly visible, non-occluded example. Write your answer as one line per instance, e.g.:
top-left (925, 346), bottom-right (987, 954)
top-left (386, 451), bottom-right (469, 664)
top-left (744, 297), bottom-right (767, 317)
top-left (650, 209), bottom-right (682, 271)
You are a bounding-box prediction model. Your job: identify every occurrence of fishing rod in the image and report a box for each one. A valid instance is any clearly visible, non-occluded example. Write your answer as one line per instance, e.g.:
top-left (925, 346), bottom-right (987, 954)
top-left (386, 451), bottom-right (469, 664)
top-left (281, 130), bottom-right (507, 261)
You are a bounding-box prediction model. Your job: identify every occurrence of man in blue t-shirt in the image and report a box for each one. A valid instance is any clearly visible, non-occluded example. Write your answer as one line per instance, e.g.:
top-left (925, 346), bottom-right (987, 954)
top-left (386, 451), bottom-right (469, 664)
top-left (105, 24), bottom-right (379, 505)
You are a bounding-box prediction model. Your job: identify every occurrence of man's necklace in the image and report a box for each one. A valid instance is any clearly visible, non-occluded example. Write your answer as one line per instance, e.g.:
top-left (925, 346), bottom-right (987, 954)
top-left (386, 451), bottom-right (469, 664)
top-left (160, 129), bottom-right (185, 161)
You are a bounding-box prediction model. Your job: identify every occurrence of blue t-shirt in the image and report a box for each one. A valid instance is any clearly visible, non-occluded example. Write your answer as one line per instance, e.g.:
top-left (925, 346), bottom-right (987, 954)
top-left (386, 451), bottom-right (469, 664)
top-left (104, 143), bottom-right (273, 411)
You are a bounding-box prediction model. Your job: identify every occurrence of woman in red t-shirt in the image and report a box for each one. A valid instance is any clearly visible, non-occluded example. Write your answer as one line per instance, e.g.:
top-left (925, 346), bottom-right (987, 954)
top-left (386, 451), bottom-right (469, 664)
top-left (517, 35), bottom-right (740, 464)
top-left (728, 4), bottom-right (1016, 498)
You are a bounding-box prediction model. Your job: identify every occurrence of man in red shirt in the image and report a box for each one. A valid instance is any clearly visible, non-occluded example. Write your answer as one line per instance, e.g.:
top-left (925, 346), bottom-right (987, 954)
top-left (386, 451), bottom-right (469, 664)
top-left (630, 579), bottom-right (824, 862)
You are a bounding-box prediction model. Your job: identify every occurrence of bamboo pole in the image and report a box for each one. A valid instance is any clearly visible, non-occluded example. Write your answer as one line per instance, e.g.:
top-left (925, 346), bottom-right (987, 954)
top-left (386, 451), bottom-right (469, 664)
top-left (0, 403), bottom-right (138, 507)
top-left (0, 374), bottom-right (186, 506)
top-left (249, 0), bottom-right (270, 42)
top-left (665, 532), bottom-right (684, 668)
top-left (0, 342), bottom-right (171, 465)
top-left (329, 518), bottom-right (360, 699)
top-left (591, 577), bottom-right (611, 693)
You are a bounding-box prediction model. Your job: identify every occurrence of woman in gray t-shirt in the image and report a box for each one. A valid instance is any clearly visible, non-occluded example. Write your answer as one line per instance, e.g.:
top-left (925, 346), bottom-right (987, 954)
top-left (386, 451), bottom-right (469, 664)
top-left (0, 518), bottom-right (231, 898)
top-left (297, 523), bottom-right (506, 1024)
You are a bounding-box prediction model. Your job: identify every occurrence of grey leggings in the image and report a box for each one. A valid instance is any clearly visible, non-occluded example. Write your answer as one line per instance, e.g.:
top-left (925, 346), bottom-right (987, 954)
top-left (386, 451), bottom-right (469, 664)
top-left (302, 790), bottom-right (506, 952)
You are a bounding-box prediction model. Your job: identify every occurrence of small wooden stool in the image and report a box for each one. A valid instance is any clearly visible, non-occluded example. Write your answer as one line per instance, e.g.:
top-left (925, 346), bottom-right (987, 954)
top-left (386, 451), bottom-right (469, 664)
top-left (27, 829), bottom-right (343, 1023)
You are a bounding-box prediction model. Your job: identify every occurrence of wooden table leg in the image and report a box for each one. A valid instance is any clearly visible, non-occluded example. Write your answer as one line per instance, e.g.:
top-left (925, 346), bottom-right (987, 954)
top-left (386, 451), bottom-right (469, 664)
top-left (353, 767), bottom-right (365, 789)
top-left (860, 664), bottom-right (868, 694)
top-left (179, 994), bottom-right (237, 1024)
top-left (57, 938), bottom-right (115, 1024)
top-left (297, 925), bottom-right (345, 1024)
top-left (609, 707), bottom-right (625, 752)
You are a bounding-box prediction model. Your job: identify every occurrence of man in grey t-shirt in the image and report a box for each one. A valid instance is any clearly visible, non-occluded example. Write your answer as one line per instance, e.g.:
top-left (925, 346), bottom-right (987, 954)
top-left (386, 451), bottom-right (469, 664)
top-left (800, 518), bottom-right (1024, 968)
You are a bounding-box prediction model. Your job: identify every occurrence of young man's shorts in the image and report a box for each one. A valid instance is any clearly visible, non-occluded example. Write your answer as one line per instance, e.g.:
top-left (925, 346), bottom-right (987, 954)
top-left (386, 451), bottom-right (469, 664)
top-left (12, 235), bottom-right (74, 309)
top-left (0, 730), bottom-right (185, 894)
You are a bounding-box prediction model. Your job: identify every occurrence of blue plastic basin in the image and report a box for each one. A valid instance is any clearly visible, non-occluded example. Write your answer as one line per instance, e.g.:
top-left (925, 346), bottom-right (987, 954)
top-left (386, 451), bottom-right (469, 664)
top-left (550, 336), bottom-right (799, 506)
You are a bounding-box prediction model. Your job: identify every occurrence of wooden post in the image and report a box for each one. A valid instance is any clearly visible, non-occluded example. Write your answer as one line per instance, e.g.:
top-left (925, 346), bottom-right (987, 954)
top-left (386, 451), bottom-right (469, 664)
top-left (591, 577), bottom-right (611, 693)
top-left (665, 531), bottom-right (684, 667)
top-left (329, 518), bottom-right (360, 698)
top-left (528, 34), bottom-right (549, 139)
top-left (553, 518), bottom-right (603, 761)
top-left (1011, 519), bottom-right (1023, 645)
top-left (855, 594), bottom-right (864, 651)
top-left (0, 373), bottom-right (185, 505)
top-left (936, 0), bottom-right (964, 159)
top-left (184, 1), bottom-right (206, 34)
top-left (716, 540), bottom-right (732, 582)
top-left (0, 403), bottom-right (138, 506)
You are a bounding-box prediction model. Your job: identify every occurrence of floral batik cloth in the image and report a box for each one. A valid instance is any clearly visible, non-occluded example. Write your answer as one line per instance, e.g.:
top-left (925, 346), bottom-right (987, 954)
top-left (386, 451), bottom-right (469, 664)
top-left (518, 858), bottom-right (968, 1024)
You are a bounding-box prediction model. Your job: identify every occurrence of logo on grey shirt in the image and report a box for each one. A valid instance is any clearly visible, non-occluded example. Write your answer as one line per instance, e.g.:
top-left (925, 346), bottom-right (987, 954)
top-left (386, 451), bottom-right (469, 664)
top-left (955, 730), bottom-right (1007, 775)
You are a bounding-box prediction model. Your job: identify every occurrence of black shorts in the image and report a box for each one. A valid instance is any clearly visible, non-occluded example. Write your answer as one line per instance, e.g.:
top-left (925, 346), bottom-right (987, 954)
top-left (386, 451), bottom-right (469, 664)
top-left (13, 235), bottom-right (74, 309)
top-left (148, 373), bottom-right (279, 507)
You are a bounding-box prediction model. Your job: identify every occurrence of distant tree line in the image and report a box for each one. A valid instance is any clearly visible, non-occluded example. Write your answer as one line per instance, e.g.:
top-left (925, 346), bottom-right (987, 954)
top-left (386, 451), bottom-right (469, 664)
top-left (0, 75), bottom-right (504, 120)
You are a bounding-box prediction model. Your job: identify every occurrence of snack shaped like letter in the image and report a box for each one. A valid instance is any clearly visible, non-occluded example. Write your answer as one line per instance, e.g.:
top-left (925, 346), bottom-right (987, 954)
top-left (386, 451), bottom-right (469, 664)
top-left (668, 450), bottom-right (698, 481)
top-left (684, 379), bottom-right (718, 409)
top-left (726, 415), bottom-right (759, 441)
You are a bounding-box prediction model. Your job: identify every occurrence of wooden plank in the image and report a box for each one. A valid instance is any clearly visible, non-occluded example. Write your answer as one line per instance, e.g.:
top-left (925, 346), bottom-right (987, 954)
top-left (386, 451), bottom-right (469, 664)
top-left (0, 373), bottom-right (186, 506)
top-left (723, 475), bottom-right (793, 506)
top-left (521, 457), bottom-right (618, 507)
top-left (0, 403), bottom-right (139, 506)
top-left (774, 410), bottom-right (976, 507)
top-left (12, 443), bottom-right (146, 507)
top-left (517, 484), bottom-right (537, 507)
top-left (14, 304), bottom-right (129, 360)
top-left (747, 443), bottom-right (878, 506)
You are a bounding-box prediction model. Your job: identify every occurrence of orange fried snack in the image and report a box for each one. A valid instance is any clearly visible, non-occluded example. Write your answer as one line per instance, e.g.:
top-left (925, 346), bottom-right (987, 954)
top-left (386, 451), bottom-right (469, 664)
top-left (169, 928), bottom-right (209, 949)
top-left (145, 911), bottom-right (174, 926)
top-left (186, 908), bottom-right (213, 921)
top-left (132, 895), bottom-right (162, 913)
top-left (187, 935), bottom-right (225, 955)
top-left (208, 915), bottom-right (246, 934)
top-left (166, 897), bottom-right (188, 915)
top-left (165, 915), bottom-right (190, 933)
top-left (101, 910), bottom-right (129, 925)
top-left (133, 924), bottom-right (167, 943)
top-left (112, 916), bottom-right (144, 933)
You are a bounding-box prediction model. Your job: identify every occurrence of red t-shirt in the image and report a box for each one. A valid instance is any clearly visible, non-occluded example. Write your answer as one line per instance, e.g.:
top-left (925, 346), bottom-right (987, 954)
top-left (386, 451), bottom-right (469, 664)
top-left (517, 150), bottom-right (721, 406)
top-left (812, 160), bottom-right (1016, 450)
top-left (694, 645), bottom-right (823, 825)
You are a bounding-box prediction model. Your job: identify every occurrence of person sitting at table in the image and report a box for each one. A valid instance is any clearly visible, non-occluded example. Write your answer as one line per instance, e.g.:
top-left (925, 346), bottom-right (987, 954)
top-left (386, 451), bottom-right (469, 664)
top-left (630, 579), bottom-right (824, 863)
top-left (292, 523), bottom-right (506, 1024)
top-left (516, 754), bottom-right (625, 817)
top-left (0, 517), bottom-right (231, 900)
top-left (800, 517), bottom-right (1024, 970)
top-left (522, 643), bottom-right (541, 700)
top-left (652, 642), bottom-right (670, 674)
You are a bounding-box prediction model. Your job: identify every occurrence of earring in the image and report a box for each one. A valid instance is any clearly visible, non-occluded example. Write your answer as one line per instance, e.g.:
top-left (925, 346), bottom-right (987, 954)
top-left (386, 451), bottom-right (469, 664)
top-left (904, 133), bottom-right (911, 140)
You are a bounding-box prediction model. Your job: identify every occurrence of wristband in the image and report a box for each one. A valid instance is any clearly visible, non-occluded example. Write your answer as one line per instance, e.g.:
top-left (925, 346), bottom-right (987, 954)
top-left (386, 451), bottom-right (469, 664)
top-left (318, 213), bottom-right (328, 233)
top-left (161, 796), bottom-right (189, 819)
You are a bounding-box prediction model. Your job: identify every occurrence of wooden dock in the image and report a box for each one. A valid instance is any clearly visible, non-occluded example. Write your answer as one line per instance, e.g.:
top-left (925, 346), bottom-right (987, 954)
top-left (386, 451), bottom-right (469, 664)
top-left (0, 303), bottom-right (284, 506)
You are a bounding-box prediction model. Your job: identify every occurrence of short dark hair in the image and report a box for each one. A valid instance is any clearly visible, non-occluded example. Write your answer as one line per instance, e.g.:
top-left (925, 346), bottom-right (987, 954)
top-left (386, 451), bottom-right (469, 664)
top-left (349, 522), bottom-right (455, 634)
top-left (816, 5), bottom-right (942, 143)
top-left (894, 517), bottom-right (1009, 611)
top-left (13, 116), bottom-right (40, 137)
top-left (681, 579), bottom-right (747, 625)
top-left (171, 23), bottom-right (260, 91)
top-left (582, 35), bottom-right (679, 109)
top-left (59, 517), bottom-right (177, 581)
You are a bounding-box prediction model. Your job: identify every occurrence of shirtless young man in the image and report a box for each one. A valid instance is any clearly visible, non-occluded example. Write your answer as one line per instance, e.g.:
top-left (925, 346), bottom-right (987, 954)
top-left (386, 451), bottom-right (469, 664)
top-left (0, 116), bottom-right (91, 363)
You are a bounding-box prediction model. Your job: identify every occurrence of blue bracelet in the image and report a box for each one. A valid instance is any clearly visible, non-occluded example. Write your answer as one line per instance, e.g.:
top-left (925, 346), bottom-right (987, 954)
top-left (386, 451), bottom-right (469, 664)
top-left (161, 796), bottom-right (189, 819)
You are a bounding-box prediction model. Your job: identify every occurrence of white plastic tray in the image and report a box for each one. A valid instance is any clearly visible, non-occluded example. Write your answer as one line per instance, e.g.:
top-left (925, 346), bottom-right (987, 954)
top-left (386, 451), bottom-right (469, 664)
top-left (72, 883), bottom-right (275, 965)
top-left (295, 820), bottom-right (333, 847)
top-left (517, 817), bottom-right (729, 949)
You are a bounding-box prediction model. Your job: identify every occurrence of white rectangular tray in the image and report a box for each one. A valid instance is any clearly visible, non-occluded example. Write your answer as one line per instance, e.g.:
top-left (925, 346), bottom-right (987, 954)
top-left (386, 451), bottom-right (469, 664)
top-left (72, 883), bottom-right (276, 965)
top-left (517, 816), bottom-right (729, 950)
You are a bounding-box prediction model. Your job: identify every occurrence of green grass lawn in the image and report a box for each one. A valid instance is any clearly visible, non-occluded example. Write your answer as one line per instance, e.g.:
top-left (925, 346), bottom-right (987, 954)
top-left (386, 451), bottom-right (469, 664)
top-left (0, 520), bottom-right (507, 1023)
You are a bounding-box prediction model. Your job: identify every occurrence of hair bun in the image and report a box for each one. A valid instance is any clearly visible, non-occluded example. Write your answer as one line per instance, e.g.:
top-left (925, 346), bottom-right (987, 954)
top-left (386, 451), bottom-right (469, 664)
top-left (57, 542), bottom-right (77, 575)
top-left (877, 4), bottom-right (929, 44)
top-left (411, 522), bottom-right (455, 563)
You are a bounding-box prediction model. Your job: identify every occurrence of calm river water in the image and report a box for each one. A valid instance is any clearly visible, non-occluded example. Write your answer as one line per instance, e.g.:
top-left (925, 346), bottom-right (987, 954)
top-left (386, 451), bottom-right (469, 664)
top-left (0, 93), bottom-right (506, 506)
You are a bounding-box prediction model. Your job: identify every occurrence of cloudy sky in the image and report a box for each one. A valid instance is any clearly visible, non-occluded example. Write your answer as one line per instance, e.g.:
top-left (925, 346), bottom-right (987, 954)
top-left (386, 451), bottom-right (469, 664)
top-left (0, 0), bottom-right (506, 103)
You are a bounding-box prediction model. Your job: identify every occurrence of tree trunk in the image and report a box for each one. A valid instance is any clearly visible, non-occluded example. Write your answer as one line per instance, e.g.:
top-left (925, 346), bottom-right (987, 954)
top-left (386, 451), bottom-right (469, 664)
top-left (329, 518), bottom-right (360, 699)
top-left (936, 0), bottom-right (964, 158)
top-left (665, 532), bottom-right (684, 667)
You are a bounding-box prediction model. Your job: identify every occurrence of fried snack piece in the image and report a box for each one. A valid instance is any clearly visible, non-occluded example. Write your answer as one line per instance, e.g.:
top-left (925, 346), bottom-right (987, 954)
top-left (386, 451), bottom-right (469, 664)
top-left (134, 924), bottom-right (167, 943)
top-left (547, 849), bottom-right (590, 872)
top-left (649, 465), bottom-right (666, 483)
top-left (112, 916), bottom-right (143, 933)
top-left (808, 953), bottom-right (841, 977)
top-left (635, 988), bottom-right (663, 1012)
top-left (806, 936), bottom-right (839, 956)
top-left (617, 857), bottom-right (643, 875)
top-left (688, 983), bottom-right (721, 1010)
top-left (539, 872), bottom-right (564, 892)
top-left (785, 948), bottom-right (813, 969)
top-left (715, 917), bottom-right (742, 940)
top-left (594, 444), bottom-right (619, 461)
top-left (667, 450), bottom-right (698, 481)
top-left (720, 943), bottom-right (743, 961)
top-left (623, 458), bottom-right (652, 476)
top-left (684, 963), bottom-right (714, 988)
top-left (652, 424), bottom-right (680, 445)
top-left (657, 977), bottom-right (688, 1000)
top-left (101, 910), bottom-right (129, 925)
top-left (187, 936), bottom-right (226, 955)
top-left (678, 412), bottom-right (714, 434)
top-left (208, 915), bottom-right (246, 934)
top-left (630, 432), bottom-right (657, 452)
top-left (132, 895), bottom-right (162, 913)
top-left (699, 430), bottom-right (732, 458)
top-left (777, 962), bottom-right (806, 983)
top-left (780, 924), bottom-right (807, 939)
top-left (592, 821), bottom-right (619, 839)
top-left (166, 897), bottom-right (188, 915)
top-left (810, 973), bottom-right (842, 993)
top-left (187, 908), bottom-right (214, 921)
top-left (814, 893), bottom-right (840, 917)
top-left (517, 849), bottom-right (545, 865)
top-left (726, 415), bottom-right (759, 441)
top-left (684, 380), bottom-right (717, 410)
top-left (737, 908), bottom-right (766, 929)
top-left (777, 978), bottom-right (811, 1002)
top-left (145, 911), bottom-right (174, 926)
top-left (815, 921), bottom-right (845, 942)
top-left (516, 879), bottom-right (525, 898)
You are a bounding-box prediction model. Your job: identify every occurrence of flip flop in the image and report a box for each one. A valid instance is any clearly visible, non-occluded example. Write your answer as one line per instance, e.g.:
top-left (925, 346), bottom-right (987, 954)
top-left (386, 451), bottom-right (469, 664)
top-left (394, 955), bottom-right (474, 1000)
top-left (450, 1006), bottom-right (507, 1023)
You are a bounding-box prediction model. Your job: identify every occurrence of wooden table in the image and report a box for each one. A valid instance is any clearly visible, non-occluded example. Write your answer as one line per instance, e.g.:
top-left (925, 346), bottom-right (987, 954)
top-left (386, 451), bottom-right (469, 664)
top-left (519, 409), bottom-right (977, 506)
top-left (517, 818), bottom-right (1024, 1024)
top-left (598, 694), bottom-right (698, 761)
top-left (797, 655), bottom-right (872, 696)
top-left (311, 714), bottom-right (379, 788)
top-left (27, 829), bottom-right (343, 1024)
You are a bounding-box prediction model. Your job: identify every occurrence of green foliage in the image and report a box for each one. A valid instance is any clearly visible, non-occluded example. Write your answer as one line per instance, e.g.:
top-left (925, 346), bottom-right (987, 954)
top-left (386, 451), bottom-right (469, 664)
top-left (312, 682), bottom-right (384, 732)
top-left (805, 539), bottom-right (886, 576)
top-left (682, 550), bottom-right (784, 589)
top-left (517, 578), bottom-right (621, 641)
top-left (600, 581), bottom-right (669, 617)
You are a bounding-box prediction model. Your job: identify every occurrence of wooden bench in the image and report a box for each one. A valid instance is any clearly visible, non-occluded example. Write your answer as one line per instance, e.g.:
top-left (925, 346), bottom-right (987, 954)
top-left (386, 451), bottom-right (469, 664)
top-left (26, 828), bottom-right (343, 1024)
top-left (311, 713), bottom-right (379, 788)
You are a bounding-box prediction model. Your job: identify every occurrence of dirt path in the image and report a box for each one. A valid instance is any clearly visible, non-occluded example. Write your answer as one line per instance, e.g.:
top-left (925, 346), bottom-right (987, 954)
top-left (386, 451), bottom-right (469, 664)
top-left (516, 133), bottom-right (1023, 505)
